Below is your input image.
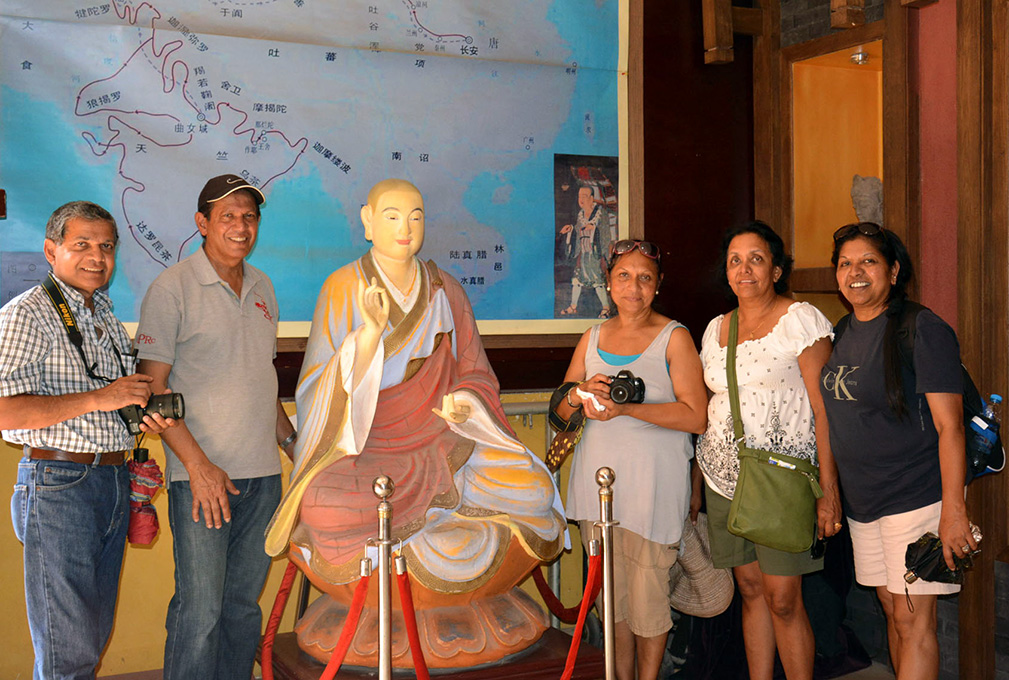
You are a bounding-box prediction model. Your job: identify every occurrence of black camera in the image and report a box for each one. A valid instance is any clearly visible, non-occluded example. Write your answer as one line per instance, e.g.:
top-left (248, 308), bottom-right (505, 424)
top-left (119, 393), bottom-right (185, 435)
top-left (608, 370), bottom-right (645, 404)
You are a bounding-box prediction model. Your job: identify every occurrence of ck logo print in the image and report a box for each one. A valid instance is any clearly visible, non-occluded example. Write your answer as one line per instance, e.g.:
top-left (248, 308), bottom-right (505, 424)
top-left (822, 365), bottom-right (860, 401)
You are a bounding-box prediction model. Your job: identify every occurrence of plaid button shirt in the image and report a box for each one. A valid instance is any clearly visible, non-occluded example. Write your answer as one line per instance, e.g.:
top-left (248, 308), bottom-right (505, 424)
top-left (0, 274), bottom-right (134, 453)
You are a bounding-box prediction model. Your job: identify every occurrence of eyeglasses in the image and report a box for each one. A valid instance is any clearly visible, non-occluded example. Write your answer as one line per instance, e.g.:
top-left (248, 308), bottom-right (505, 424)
top-left (833, 222), bottom-right (882, 241)
top-left (609, 239), bottom-right (661, 261)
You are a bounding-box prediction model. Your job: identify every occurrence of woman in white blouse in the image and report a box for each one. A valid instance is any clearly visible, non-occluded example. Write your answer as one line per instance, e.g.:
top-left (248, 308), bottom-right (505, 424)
top-left (695, 221), bottom-right (842, 680)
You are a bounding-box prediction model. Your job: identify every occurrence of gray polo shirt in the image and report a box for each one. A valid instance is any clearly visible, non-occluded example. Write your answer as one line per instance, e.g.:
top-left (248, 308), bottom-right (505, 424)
top-left (135, 247), bottom-right (281, 483)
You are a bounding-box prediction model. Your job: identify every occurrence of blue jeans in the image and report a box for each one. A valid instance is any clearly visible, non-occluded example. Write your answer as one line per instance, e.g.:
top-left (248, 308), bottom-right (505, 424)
top-left (11, 456), bottom-right (130, 680)
top-left (164, 474), bottom-right (281, 680)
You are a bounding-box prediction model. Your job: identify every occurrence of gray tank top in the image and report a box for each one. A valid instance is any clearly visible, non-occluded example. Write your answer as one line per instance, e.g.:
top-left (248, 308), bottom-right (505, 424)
top-left (565, 321), bottom-right (695, 544)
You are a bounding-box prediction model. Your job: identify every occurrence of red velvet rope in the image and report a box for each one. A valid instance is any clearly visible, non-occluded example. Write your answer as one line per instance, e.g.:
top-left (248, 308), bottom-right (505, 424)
top-left (261, 561), bottom-right (299, 680)
top-left (395, 564), bottom-right (431, 680)
top-left (320, 573), bottom-right (372, 680)
top-left (561, 552), bottom-right (603, 680)
top-left (532, 566), bottom-right (583, 624)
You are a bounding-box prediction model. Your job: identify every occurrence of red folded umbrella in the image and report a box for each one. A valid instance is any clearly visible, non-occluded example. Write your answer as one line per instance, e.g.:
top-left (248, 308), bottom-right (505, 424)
top-left (128, 449), bottom-right (164, 545)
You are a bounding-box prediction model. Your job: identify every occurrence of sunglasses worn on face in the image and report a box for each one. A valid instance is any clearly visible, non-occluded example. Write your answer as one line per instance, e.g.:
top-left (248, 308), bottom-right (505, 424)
top-left (610, 239), bottom-right (661, 261)
top-left (833, 223), bottom-right (882, 241)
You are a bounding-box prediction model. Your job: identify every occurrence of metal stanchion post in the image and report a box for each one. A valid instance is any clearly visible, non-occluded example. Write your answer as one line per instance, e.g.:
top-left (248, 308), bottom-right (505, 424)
top-left (549, 466), bottom-right (563, 629)
top-left (372, 475), bottom-right (395, 680)
top-left (595, 467), bottom-right (618, 680)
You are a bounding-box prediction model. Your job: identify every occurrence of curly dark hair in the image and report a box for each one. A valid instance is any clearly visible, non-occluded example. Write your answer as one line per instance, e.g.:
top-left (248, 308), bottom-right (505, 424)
top-left (717, 220), bottom-right (793, 295)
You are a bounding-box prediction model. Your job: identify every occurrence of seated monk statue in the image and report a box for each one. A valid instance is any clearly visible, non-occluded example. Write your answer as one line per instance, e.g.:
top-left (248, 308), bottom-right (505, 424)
top-left (265, 178), bottom-right (568, 668)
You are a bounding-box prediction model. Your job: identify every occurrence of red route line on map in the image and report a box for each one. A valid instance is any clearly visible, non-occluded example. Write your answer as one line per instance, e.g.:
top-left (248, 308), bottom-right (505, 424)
top-left (402, 0), bottom-right (471, 43)
top-left (72, 0), bottom-right (309, 267)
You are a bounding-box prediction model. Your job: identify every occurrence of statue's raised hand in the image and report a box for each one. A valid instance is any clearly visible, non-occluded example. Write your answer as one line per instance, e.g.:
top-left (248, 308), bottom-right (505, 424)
top-left (351, 277), bottom-right (390, 389)
top-left (357, 277), bottom-right (390, 333)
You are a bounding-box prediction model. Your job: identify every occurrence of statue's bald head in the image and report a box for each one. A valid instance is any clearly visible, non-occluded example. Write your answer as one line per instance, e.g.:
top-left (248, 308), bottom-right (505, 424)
top-left (361, 178), bottom-right (426, 264)
top-left (366, 178), bottom-right (422, 209)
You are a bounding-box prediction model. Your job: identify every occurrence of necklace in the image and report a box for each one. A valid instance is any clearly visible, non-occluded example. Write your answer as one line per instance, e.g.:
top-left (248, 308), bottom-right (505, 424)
top-left (742, 304), bottom-right (776, 340)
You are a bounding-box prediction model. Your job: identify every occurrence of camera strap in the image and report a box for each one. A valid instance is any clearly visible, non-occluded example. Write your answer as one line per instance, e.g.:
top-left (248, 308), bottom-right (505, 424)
top-left (41, 272), bottom-right (128, 383)
top-left (42, 273), bottom-right (144, 451)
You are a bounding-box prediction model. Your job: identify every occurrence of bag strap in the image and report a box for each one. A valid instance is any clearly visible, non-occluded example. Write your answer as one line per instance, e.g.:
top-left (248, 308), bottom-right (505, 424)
top-left (726, 310), bottom-right (746, 446)
top-left (726, 310), bottom-right (822, 488)
top-left (549, 381), bottom-right (586, 433)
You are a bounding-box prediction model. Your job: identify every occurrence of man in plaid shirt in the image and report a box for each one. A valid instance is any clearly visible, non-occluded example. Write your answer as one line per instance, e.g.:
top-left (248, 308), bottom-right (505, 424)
top-left (0, 201), bottom-right (175, 680)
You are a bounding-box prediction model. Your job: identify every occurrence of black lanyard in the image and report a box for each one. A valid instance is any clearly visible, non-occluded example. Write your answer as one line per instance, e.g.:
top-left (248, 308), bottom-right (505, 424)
top-left (41, 273), bottom-right (128, 383)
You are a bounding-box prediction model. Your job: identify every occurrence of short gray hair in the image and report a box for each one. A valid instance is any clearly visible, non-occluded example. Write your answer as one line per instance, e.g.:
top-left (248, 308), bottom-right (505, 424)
top-left (45, 201), bottom-right (119, 246)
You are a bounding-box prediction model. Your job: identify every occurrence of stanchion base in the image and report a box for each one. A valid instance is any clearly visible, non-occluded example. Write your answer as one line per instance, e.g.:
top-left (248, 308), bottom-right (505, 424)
top-left (261, 628), bottom-right (605, 680)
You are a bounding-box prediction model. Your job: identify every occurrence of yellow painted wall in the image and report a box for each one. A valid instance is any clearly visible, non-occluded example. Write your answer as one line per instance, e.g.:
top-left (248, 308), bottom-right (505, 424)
top-left (1, 394), bottom-right (587, 677)
top-left (792, 54), bottom-right (883, 269)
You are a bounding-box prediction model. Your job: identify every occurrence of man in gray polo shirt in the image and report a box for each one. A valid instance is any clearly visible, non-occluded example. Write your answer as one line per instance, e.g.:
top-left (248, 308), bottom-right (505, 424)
top-left (135, 175), bottom-right (296, 680)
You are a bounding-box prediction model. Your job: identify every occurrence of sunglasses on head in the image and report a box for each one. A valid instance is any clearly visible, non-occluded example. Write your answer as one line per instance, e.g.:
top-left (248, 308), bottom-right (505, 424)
top-left (833, 223), bottom-right (883, 241)
top-left (609, 239), bottom-right (661, 261)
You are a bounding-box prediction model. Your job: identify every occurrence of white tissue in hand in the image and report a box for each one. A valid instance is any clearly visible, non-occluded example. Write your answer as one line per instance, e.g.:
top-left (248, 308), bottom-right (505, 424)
top-left (575, 388), bottom-right (605, 412)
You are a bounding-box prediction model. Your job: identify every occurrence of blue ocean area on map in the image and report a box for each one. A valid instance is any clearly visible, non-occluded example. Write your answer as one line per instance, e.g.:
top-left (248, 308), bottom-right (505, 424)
top-left (247, 170), bottom-right (359, 322)
top-left (0, 86), bottom-right (129, 304)
top-left (547, 0), bottom-right (619, 71)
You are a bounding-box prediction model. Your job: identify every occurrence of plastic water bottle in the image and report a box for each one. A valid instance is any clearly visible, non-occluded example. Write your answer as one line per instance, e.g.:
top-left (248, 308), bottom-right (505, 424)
top-left (968, 394), bottom-right (1002, 474)
top-left (985, 394), bottom-right (1003, 424)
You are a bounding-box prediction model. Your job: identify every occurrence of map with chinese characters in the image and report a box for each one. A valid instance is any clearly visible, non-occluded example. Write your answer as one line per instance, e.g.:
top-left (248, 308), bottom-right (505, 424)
top-left (0, 0), bottom-right (619, 325)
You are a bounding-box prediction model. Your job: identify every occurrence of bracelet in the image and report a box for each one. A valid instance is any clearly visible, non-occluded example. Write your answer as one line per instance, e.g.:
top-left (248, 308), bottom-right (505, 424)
top-left (279, 431), bottom-right (298, 449)
top-left (565, 387), bottom-right (580, 409)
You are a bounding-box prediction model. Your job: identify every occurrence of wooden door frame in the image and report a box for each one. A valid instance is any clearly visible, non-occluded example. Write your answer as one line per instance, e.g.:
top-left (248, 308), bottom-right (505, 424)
top-left (753, 0), bottom-right (916, 296)
top-left (958, 0), bottom-right (1009, 677)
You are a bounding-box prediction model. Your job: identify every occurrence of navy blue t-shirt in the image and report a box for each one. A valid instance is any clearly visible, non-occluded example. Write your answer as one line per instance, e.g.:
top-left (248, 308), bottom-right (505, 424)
top-left (820, 308), bottom-right (961, 522)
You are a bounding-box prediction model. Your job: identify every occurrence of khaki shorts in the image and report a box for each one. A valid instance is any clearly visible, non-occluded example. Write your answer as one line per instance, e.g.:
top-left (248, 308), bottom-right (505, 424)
top-left (579, 521), bottom-right (679, 638)
top-left (848, 500), bottom-right (960, 596)
top-left (704, 485), bottom-right (823, 576)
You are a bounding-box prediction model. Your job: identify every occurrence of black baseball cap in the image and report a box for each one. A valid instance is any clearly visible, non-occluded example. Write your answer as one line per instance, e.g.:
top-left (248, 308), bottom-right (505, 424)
top-left (197, 174), bottom-right (265, 212)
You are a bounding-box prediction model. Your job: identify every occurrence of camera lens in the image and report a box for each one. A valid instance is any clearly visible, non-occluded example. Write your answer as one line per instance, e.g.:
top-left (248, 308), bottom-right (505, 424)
top-left (610, 385), bottom-right (628, 404)
top-left (144, 393), bottom-right (185, 420)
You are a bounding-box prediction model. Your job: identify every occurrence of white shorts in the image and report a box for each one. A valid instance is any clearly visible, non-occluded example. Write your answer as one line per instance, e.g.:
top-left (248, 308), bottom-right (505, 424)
top-left (848, 500), bottom-right (961, 596)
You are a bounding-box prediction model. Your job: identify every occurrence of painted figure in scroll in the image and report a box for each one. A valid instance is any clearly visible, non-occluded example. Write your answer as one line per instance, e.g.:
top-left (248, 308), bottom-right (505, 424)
top-left (560, 185), bottom-right (612, 317)
top-left (265, 179), bottom-right (567, 668)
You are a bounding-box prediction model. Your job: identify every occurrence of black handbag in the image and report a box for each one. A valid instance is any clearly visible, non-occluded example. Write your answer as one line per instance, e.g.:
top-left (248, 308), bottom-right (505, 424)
top-left (725, 310), bottom-right (823, 553)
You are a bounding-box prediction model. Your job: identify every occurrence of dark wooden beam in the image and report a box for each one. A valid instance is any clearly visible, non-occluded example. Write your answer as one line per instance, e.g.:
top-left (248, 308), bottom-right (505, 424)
top-left (732, 7), bottom-right (764, 36)
top-left (958, 0), bottom-right (1006, 676)
top-left (752, 0), bottom-right (782, 229)
top-left (703, 0), bottom-right (735, 64)
top-left (901, 0), bottom-right (938, 7)
top-left (790, 267), bottom-right (837, 294)
top-left (882, 1), bottom-right (917, 295)
top-left (628, 0), bottom-right (644, 237)
top-left (831, 0), bottom-right (866, 28)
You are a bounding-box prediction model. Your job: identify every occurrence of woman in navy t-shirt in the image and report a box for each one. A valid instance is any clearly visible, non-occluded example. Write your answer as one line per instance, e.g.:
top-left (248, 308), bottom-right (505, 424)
top-left (821, 223), bottom-right (974, 679)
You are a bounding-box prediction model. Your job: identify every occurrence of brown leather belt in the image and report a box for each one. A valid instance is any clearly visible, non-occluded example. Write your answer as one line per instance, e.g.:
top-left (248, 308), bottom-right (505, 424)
top-left (27, 447), bottom-right (128, 466)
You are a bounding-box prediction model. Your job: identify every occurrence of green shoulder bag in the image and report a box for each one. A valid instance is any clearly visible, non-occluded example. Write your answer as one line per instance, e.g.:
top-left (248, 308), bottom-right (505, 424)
top-left (725, 310), bottom-right (823, 553)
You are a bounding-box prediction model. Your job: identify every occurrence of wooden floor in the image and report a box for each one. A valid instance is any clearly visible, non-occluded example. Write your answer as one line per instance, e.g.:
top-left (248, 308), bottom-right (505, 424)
top-left (840, 662), bottom-right (895, 679)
